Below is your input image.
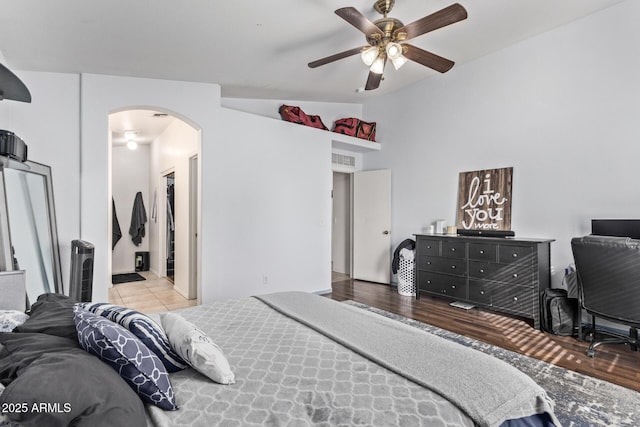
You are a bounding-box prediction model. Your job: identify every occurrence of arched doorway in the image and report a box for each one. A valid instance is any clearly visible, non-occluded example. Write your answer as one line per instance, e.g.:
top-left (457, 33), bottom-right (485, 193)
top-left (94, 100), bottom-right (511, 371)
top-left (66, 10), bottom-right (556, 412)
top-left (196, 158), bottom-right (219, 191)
top-left (108, 108), bottom-right (201, 312)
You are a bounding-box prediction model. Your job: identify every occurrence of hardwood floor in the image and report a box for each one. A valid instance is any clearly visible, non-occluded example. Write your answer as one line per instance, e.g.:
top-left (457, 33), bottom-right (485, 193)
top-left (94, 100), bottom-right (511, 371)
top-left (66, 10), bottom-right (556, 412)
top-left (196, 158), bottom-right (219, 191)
top-left (326, 278), bottom-right (640, 393)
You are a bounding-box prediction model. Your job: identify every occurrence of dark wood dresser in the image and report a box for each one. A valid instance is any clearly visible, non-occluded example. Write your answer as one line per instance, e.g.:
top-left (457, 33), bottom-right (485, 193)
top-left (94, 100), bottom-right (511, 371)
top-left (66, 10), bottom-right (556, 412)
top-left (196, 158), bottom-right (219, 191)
top-left (414, 234), bottom-right (554, 329)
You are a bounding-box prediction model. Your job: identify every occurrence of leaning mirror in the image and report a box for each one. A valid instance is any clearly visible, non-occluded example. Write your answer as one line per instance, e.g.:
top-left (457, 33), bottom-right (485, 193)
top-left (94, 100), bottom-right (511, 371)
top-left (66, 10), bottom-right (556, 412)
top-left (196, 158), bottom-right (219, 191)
top-left (0, 158), bottom-right (62, 306)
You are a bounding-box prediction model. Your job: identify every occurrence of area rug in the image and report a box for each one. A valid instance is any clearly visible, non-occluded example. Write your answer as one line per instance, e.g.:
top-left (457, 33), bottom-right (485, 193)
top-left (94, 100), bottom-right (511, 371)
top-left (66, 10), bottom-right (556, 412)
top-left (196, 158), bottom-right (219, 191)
top-left (344, 301), bottom-right (640, 427)
top-left (111, 272), bottom-right (145, 284)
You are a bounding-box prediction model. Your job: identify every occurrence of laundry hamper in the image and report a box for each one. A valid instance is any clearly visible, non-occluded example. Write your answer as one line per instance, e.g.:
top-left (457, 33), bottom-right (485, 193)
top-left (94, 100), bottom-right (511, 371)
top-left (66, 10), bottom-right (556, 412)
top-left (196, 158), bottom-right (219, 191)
top-left (397, 248), bottom-right (416, 296)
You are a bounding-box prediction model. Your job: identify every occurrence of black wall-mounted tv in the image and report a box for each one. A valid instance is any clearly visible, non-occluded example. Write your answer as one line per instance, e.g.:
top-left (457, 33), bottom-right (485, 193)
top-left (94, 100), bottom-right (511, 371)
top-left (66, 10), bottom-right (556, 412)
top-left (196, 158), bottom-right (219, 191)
top-left (591, 219), bottom-right (640, 239)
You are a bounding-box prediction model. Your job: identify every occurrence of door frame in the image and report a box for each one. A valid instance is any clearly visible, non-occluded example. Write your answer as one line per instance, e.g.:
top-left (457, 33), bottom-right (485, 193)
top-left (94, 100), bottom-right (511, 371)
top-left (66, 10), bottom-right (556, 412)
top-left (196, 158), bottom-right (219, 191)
top-left (159, 168), bottom-right (175, 279)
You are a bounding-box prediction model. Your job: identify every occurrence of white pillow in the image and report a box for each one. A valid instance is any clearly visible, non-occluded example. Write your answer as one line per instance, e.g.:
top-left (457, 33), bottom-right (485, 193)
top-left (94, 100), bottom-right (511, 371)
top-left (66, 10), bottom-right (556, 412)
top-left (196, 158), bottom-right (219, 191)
top-left (159, 312), bottom-right (235, 384)
top-left (0, 310), bottom-right (29, 332)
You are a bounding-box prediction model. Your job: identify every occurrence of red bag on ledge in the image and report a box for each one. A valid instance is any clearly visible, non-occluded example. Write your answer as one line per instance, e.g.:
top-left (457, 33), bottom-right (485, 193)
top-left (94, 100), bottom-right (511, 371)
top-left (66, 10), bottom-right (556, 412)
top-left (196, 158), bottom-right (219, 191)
top-left (279, 105), bottom-right (328, 130)
top-left (332, 118), bottom-right (376, 141)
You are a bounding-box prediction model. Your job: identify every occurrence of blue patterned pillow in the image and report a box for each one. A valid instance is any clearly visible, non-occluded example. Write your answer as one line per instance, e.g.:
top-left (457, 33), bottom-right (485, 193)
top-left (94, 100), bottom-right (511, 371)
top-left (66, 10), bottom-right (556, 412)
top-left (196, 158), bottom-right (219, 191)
top-left (77, 302), bottom-right (186, 372)
top-left (73, 306), bottom-right (177, 410)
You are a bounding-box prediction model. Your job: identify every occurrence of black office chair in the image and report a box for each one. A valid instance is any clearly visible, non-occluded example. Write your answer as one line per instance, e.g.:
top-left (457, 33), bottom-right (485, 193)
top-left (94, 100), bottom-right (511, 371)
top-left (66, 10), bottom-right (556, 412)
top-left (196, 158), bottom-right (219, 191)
top-left (571, 235), bottom-right (640, 357)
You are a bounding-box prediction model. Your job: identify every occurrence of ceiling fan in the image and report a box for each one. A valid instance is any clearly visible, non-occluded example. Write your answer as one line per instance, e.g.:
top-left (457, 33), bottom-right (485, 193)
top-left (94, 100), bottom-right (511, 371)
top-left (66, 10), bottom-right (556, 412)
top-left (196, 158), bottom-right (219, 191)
top-left (308, 0), bottom-right (467, 91)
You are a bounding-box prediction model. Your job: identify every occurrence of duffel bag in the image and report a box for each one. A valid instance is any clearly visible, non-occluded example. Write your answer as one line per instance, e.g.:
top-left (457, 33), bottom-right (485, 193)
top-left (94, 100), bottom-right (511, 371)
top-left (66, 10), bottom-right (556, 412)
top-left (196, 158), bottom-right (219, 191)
top-left (332, 117), bottom-right (376, 141)
top-left (278, 105), bottom-right (328, 130)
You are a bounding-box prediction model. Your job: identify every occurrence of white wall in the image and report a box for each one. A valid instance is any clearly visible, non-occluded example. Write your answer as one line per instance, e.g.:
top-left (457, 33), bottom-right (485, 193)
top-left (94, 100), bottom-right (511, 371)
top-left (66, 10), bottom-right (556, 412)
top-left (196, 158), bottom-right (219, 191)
top-left (80, 74), bottom-right (221, 303)
top-left (149, 119), bottom-right (198, 297)
top-left (0, 71), bottom-right (80, 293)
top-left (111, 144), bottom-right (150, 274)
top-left (362, 1), bottom-right (640, 286)
top-left (209, 107), bottom-right (332, 301)
top-left (3, 72), bottom-right (335, 305)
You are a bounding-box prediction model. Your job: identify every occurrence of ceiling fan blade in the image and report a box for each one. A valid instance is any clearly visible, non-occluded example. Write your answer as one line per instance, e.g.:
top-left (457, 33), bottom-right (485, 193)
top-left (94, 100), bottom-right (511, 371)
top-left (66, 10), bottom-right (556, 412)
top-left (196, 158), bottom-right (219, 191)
top-left (403, 44), bottom-right (454, 73)
top-left (365, 71), bottom-right (383, 91)
top-left (336, 7), bottom-right (384, 37)
top-left (308, 46), bottom-right (367, 68)
top-left (395, 3), bottom-right (467, 41)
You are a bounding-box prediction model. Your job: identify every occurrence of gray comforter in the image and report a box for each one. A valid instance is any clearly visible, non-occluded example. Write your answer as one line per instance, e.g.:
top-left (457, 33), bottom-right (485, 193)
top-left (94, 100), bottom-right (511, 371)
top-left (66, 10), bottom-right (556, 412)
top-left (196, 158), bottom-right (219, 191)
top-left (146, 292), bottom-right (558, 427)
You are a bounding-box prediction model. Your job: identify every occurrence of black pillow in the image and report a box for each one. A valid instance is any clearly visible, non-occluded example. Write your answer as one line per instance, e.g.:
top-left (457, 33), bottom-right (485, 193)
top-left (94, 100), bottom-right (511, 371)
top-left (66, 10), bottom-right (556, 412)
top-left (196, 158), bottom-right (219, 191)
top-left (13, 293), bottom-right (78, 341)
top-left (0, 332), bottom-right (79, 383)
top-left (0, 348), bottom-right (147, 427)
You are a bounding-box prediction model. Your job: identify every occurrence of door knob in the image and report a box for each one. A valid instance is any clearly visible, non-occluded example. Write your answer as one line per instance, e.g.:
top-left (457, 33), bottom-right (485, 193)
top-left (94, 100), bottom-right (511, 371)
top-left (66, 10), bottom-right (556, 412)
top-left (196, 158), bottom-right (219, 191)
top-left (383, 230), bottom-right (390, 235)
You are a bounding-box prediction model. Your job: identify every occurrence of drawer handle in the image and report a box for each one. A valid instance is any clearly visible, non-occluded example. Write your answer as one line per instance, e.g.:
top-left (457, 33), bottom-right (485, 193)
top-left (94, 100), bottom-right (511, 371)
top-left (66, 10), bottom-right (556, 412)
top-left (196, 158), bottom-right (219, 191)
top-left (480, 290), bottom-right (485, 295)
top-left (479, 250), bottom-right (485, 254)
top-left (451, 265), bottom-right (456, 269)
top-left (513, 273), bottom-right (518, 278)
top-left (427, 245), bottom-right (432, 249)
top-left (427, 280), bottom-right (431, 284)
top-left (479, 269), bottom-right (485, 273)
top-left (513, 297), bottom-right (518, 302)
top-left (512, 253), bottom-right (518, 258)
top-left (451, 248), bottom-right (456, 252)
top-left (427, 261), bottom-right (432, 265)
top-left (451, 285), bottom-right (456, 289)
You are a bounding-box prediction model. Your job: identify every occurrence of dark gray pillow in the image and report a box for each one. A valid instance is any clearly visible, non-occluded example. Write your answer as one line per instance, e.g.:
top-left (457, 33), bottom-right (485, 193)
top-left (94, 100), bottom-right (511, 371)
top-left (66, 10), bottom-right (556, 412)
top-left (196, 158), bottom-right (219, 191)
top-left (0, 348), bottom-right (146, 427)
top-left (13, 293), bottom-right (77, 341)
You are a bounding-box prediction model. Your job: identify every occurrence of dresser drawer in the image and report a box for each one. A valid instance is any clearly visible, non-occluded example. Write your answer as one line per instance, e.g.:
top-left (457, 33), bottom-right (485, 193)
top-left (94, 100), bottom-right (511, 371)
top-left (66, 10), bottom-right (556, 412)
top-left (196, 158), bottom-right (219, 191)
top-left (468, 280), bottom-right (493, 305)
top-left (418, 272), bottom-right (467, 299)
top-left (418, 256), bottom-right (466, 276)
top-left (417, 238), bottom-right (440, 256)
top-left (491, 284), bottom-right (535, 317)
top-left (441, 240), bottom-right (466, 259)
top-left (499, 245), bottom-right (534, 264)
top-left (468, 242), bottom-right (497, 262)
top-left (468, 261), bottom-right (533, 286)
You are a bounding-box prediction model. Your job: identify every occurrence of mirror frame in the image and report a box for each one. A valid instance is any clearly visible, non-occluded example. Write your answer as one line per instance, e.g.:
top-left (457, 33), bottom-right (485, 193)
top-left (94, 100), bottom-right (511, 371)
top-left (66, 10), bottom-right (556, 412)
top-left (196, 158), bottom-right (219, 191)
top-left (0, 158), bottom-right (63, 305)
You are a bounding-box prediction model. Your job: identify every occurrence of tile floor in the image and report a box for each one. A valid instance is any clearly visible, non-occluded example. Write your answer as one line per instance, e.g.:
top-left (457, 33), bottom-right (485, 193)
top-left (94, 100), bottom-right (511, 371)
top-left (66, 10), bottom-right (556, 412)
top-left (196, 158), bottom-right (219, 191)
top-left (108, 271), bottom-right (198, 314)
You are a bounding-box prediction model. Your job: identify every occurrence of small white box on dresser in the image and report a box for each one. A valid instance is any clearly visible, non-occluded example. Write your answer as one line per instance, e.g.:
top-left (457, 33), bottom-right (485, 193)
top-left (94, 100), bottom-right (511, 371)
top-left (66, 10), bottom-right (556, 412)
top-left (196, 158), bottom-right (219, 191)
top-left (0, 270), bottom-right (26, 311)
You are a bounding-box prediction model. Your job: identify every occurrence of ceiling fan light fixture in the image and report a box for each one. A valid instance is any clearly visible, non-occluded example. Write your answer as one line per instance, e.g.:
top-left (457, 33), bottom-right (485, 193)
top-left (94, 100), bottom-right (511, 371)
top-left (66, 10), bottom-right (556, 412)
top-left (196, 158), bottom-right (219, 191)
top-left (391, 55), bottom-right (408, 70)
top-left (386, 42), bottom-right (403, 59)
top-left (360, 46), bottom-right (379, 66)
top-left (370, 55), bottom-right (386, 74)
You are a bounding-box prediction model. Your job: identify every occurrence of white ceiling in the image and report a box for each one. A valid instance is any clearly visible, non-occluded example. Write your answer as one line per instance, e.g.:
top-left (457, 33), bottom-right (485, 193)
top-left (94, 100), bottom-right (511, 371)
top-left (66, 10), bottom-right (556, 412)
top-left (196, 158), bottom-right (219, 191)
top-left (109, 109), bottom-right (176, 146)
top-left (0, 0), bottom-right (626, 105)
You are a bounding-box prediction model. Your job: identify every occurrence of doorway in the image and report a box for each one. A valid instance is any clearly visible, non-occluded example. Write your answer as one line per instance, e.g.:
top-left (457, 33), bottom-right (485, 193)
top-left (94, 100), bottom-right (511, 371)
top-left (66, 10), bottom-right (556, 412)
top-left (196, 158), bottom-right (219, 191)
top-left (109, 108), bottom-right (201, 303)
top-left (166, 172), bottom-right (175, 282)
top-left (332, 172), bottom-right (351, 282)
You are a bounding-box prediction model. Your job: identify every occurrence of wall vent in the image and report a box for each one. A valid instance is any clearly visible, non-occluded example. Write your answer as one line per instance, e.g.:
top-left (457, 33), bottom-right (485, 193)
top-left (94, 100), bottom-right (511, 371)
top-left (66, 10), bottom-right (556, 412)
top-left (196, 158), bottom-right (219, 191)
top-left (332, 153), bottom-right (356, 168)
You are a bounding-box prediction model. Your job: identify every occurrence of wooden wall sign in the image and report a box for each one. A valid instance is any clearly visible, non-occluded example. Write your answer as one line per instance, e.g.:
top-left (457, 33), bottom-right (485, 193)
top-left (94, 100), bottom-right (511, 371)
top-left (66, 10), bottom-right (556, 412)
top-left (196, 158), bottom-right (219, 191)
top-left (456, 167), bottom-right (513, 231)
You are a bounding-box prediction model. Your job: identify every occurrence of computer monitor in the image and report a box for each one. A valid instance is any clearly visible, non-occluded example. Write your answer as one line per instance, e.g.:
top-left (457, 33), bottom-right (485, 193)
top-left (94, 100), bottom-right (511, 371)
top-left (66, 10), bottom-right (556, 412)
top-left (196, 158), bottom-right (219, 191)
top-left (591, 219), bottom-right (640, 239)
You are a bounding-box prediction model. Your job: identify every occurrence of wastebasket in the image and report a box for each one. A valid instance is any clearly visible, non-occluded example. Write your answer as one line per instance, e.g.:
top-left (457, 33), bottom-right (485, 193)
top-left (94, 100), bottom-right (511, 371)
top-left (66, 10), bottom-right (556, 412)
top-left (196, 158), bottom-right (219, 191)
top-left (397, 248), bottom-right (416, 296)
top-left (135, 251), bottom-right (149, 272)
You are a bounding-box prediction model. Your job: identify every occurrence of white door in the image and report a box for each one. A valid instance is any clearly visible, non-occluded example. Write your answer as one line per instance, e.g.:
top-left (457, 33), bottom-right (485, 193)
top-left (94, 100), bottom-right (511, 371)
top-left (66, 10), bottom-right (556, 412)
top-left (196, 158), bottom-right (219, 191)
top-left (188, 155), bottom-right (198, 300)
top-left (352, 169), bottom-right (391, 284)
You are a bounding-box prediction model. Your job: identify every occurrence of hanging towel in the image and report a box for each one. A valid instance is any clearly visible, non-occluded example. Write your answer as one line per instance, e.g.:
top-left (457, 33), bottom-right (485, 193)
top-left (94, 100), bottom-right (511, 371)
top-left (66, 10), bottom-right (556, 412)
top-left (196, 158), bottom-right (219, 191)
top-left (112, 198), bottom-right (122, 250)
top-left (129, 192), bottom-right (147, 246)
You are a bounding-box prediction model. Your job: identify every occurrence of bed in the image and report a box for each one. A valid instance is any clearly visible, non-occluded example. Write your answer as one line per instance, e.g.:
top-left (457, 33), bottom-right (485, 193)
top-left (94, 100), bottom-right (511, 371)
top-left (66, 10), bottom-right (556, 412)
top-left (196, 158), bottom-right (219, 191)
top-left (0, 291), bottom-right (559, 427)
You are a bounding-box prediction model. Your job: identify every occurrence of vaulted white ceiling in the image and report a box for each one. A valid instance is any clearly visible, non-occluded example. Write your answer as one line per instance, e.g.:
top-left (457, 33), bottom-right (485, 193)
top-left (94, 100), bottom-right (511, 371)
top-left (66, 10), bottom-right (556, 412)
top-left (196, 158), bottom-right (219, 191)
top-left (0, 0), bottom-right (626, 103)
